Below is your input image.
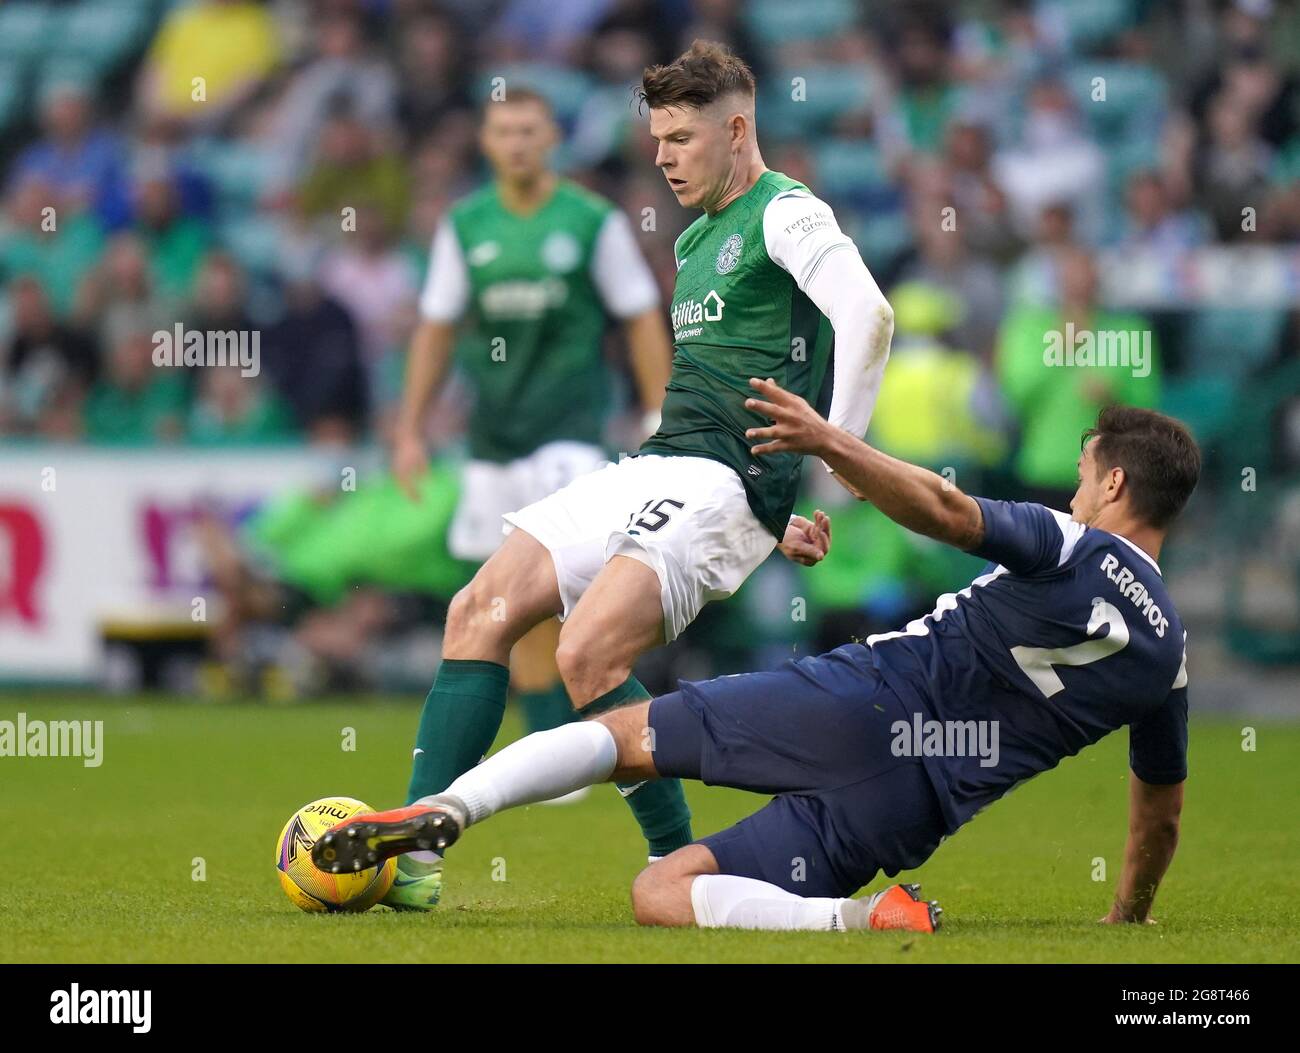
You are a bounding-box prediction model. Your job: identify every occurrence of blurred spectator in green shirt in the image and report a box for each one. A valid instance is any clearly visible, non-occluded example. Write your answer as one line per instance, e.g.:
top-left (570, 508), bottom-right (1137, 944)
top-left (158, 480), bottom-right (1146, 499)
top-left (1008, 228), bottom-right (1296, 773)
top-left (84, 321), bottom-right (187, 445)
top-left (73, 232), bottom-right (178, 352)
top-left (130, 165), bottom-right (212, 303)
top-left (188, 365), bottom-right (296, 445)
top-left (881, 12), bottom-right (959, 156)
top-left (997, 247), bottom-right (1162, 505)
top-left (296, 96), bottom-right (410, 239)
top-left (0, 179), bottom-right (106, 317)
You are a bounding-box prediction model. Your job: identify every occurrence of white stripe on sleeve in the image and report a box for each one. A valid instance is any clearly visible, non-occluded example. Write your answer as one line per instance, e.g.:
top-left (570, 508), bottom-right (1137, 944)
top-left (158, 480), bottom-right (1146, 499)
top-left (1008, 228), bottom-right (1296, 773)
top-left (417, 218), bottom-right (470, 323)
top-left (590, 210), bottom-right (660, 319)
top-left (1047, 509), bottom-right (1088, 566)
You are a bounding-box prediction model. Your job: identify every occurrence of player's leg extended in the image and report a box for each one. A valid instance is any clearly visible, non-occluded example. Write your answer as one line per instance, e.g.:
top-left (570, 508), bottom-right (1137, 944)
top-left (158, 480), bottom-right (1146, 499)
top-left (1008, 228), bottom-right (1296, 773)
top-left (629, 843), bottom-right (939, 933)
top-left (505, 441), bottom-right (603, 737)
top-left (387, 532), bottom-right (562, 909)
top-left (632, 654), bottom-right (944, 932)
top-left (510, 616), bottom-right (586, 804)
top-left (510, 616), bottom-right (574, 735)
top-left (314, 702), bottom-right (657, 870)
top-left (555, 554), bottom-right (693, 858)
top-left (315, 687), bottom-right (940, 933)
top-left (406, 529), bottom-right (561, 804)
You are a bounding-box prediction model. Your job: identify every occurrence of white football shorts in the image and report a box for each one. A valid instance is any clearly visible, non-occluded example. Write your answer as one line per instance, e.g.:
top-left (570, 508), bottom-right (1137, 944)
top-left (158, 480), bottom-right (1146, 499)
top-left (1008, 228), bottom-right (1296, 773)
top-left (504, 453), bottom-right (777, 642)
top-left (448, 440), bottom-right (609, 562)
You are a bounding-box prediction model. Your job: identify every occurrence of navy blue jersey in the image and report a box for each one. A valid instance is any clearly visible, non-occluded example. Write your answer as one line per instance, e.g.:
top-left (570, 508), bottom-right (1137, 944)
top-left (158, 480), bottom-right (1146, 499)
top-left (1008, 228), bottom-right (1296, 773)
top-left (865, 498), bottom-right (1189, 833)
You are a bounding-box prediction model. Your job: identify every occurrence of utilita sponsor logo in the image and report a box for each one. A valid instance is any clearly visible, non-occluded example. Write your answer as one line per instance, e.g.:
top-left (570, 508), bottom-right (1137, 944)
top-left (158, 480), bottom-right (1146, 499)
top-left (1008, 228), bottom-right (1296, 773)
top-left (671, 290), bottom-right (725, 340)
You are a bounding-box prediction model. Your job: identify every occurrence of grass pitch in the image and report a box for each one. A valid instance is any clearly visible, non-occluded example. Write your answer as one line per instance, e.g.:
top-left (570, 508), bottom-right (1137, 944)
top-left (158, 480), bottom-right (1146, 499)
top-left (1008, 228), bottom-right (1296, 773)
top-left (3, 697), bottom-right (1297, 963)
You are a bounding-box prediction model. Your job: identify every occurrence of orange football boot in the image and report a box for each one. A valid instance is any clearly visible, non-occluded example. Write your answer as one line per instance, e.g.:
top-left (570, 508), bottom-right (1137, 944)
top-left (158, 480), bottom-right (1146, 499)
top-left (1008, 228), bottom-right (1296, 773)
top-left (866, 883), bottom-right (943, 933)
top-left (311, 802), bottom-right (464, 875)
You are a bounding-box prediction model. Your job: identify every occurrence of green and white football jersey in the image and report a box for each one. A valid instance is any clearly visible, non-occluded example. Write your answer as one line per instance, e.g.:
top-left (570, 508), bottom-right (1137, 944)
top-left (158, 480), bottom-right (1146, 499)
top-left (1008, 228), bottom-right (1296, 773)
top-left (419, 179), bottom-right (659, 463)
top-left (642, 170), bottom-right (848, 538)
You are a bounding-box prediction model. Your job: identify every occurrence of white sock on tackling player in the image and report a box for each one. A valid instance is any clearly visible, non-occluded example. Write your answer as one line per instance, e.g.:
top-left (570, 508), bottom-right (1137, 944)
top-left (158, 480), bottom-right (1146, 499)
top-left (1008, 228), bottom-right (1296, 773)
top-left (690, 874), bottom-right (856, 931)
top-left (420, 722), bottom-right (618, 825)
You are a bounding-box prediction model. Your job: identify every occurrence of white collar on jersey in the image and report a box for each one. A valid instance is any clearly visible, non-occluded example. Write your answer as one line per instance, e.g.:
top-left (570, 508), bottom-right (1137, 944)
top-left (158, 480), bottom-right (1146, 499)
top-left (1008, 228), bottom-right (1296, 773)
top-left (1111, 532), bottom-right (1162, 576)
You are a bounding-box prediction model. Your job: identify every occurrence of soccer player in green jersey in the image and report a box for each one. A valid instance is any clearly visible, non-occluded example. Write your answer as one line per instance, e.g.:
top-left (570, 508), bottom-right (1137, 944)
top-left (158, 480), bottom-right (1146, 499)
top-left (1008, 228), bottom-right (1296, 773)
top-left (387, 87), bottom-right (674, 908)
top-left (378, 40), bottom-right (894, 907)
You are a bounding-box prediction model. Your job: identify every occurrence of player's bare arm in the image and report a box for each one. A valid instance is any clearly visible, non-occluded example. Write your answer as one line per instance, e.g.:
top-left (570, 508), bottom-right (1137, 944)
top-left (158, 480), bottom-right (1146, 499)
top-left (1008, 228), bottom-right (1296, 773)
top-left (623, 307), bottom-right (672, 422)
top-left (397, 189), bottom-right (475, 502)
top-left (1102, 773), bottom-right (1183, 925)
top-left (392, 318), bottom-right (457, 500)
top-left (745, 376), bottom-right (984, 552)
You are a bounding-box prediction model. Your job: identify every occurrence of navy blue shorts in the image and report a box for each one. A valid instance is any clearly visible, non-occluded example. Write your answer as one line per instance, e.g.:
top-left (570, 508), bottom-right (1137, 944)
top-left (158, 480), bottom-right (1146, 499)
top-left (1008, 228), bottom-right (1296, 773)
top-left (649, 644), bottom-right (947, 899)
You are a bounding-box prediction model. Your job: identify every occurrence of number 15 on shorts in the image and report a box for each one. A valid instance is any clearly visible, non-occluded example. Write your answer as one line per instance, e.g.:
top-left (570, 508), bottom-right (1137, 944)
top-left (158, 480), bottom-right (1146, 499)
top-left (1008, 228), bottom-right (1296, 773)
top-left (627, 498), bottom-right (685, 535)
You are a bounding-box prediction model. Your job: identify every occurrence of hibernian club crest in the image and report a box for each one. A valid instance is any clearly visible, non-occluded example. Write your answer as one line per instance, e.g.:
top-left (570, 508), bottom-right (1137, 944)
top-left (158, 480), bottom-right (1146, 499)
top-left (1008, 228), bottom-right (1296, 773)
top-left (541, 231), bottom-right (581, 273)
top-left (715, 233), bottom-right (743, 274)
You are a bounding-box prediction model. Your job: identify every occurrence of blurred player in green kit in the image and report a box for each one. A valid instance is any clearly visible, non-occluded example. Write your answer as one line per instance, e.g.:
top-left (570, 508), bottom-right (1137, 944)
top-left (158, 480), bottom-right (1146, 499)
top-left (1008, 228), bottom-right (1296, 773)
top-left (386, 87), bottom-right (675, 908)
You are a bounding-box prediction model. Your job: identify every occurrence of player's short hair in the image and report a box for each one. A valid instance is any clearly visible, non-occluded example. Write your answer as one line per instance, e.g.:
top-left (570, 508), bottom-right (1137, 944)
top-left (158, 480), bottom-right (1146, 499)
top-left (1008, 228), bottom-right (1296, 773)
top-left (636, 39), bottom-right (755, 112)
top-left (481, 85), bottom-right (554, 121)
top-left (1082, 406), bottom-right (1200, 529)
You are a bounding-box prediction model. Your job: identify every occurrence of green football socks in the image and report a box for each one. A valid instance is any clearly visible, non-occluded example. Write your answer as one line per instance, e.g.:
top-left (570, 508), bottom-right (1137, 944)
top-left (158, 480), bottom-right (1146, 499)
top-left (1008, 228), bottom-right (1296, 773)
top-left (406, 659), bottom-right (510, 804)
top-left (518, 682), bottom-right (577, 734)
top-left (583, 676), bottom-right (694, 857)
top-left (405, 661), bottom-right (691, 857)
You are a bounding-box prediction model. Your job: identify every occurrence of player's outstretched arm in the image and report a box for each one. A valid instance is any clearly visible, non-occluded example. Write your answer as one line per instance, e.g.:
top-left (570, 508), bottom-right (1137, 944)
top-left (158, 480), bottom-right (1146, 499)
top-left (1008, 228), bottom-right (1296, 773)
top-left (745, 377), bottom-right (984, 551)
top-left (761, 191), bottom-right (894, 444)
top-left (1102, 773), bottom-right (1183, 924)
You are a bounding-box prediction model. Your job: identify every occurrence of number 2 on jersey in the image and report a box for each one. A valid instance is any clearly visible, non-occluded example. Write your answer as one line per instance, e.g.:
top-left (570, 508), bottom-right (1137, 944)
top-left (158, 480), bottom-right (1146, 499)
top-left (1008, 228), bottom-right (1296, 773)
top-left (1011, 597), bottom-right (1130, 698)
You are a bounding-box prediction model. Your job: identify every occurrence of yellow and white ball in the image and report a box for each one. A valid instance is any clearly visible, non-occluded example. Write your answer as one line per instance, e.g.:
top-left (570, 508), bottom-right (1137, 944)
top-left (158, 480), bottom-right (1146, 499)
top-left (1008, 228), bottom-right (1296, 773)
top-left (276, 796), bottom-right (396, 912)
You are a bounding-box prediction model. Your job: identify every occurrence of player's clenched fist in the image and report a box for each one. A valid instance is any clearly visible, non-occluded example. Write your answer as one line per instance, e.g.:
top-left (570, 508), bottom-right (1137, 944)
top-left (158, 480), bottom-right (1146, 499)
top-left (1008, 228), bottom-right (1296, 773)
top-left (779, 510), bottom-right (832, 566)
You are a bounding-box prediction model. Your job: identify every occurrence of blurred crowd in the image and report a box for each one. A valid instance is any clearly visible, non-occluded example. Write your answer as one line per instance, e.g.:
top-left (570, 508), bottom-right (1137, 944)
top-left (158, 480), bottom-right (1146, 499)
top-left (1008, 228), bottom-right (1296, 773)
top-left (2, 1), bottom-right (1299, 462)
top-left (4, 0), bottom-right (1300, 688)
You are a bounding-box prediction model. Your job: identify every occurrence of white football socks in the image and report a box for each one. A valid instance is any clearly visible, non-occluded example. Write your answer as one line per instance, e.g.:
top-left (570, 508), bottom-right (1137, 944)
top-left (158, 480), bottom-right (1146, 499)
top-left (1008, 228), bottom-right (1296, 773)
top-left (691, 874), bottom-right (865, 931)
top-left (419, 721), bottom-right (619, 826)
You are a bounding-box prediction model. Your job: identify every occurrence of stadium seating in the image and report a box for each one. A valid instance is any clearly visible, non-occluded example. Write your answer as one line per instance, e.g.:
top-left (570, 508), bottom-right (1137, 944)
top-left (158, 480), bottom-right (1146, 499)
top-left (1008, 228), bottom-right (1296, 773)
top-left (744, 0), bottom-right (858, 47)
top-left (761, 65), bottom-right (874, 139)
top-left (46, 0), bottom-right (156, 79)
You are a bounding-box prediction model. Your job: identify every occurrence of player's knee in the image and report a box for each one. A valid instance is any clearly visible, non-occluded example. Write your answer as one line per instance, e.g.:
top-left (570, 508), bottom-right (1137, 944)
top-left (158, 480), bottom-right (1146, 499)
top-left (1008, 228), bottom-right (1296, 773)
top-left (630, 866), bottom-right (666, 926)
top-left (553, 621), bottom-right (587, 678)
top-left (555, 626), bottom-right (622, 702)
top-left (442, 583), bottom-right (477, 647)
top-left (631, 860), bottom-right (697, 927)
top-left (553, 633), bottom-right (579, 684)
top-left (444, 574), bottom-right (515, 650)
